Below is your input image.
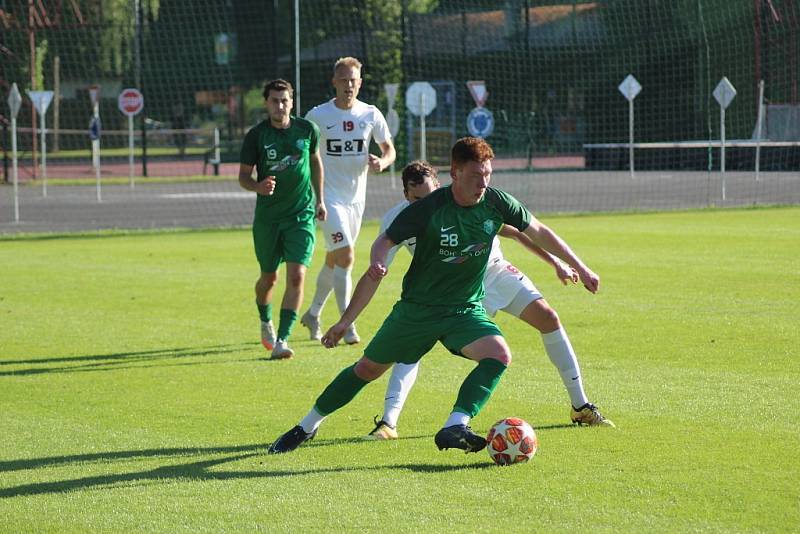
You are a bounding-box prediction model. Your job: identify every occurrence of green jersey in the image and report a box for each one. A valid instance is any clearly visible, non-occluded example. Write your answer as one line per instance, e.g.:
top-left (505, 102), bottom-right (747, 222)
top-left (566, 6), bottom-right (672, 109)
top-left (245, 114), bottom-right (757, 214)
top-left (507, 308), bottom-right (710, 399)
top-left (385, 185), bottom-right (531, 307)
top-left (240, 117), bottom-right (320, 221)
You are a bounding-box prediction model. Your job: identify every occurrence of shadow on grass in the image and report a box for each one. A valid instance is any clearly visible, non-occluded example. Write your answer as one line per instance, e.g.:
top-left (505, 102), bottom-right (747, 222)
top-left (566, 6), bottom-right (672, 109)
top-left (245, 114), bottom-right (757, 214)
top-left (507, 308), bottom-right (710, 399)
top-left (0, 439), bottom-right (493, 498)
top-left (0, 343), bottom-right (258, 376)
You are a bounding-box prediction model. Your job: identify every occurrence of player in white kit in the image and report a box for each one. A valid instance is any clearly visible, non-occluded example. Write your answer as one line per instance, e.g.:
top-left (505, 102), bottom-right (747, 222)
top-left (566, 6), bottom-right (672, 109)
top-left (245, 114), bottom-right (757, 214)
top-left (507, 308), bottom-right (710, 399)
top-left (301, 57), bottom-right (396, 345)
top-left (365, 161), bottom-right (614, 440)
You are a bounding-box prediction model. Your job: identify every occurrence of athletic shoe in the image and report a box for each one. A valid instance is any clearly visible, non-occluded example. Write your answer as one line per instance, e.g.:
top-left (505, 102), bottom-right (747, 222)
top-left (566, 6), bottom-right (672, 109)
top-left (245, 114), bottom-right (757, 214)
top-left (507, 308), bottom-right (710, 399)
top-left (363, 416), bottom-right (398, 440)
top-left (300, 311), bottom-right (322, 341)
top-left (434, 424), bottom-right (487, 453)
top-left (270, 339), bottom-right (294, 360)
top-left (571, 403), bottom-right (616, 428)
top-left (343, 324), bottom-right (361, 345)
top-left (267, 425), bottom-right (317, 454)
top-left (261, 320), bottom-right (276, 350)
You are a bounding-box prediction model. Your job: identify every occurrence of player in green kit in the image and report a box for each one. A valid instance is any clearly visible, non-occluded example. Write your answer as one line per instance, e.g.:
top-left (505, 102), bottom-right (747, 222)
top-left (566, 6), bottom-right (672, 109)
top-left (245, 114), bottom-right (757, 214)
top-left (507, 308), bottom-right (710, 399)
top-left (268, 137), bottom-right (600, 455)
top-left (238, 79), bottom-right (326, 360)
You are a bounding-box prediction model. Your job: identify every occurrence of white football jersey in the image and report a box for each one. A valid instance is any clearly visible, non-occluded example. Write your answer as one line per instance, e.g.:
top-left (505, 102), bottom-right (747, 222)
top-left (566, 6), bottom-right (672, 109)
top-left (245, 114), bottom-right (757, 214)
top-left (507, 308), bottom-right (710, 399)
top-left (380, 198), bottom-right (505, 268)
top-left (305, 99), bottom-right (391, 205)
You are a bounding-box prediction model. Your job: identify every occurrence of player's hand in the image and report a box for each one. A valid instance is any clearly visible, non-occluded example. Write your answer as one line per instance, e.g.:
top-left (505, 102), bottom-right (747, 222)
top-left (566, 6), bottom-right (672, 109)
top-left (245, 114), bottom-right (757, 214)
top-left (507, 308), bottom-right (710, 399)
top-left (321, 321), bottom-right (348, 348)
top-left (577, 266), bottom-right (600, 294)
top-left (255, 176), bottom-right (276, 196)
top-left (316, 202), bottom-right (327, 221)
top-left (367, 261), bottom-right (387, 281)
top-left (554, 260), bottom-right (578, 286)
top-left (368, 154), bottom-right (383, 172)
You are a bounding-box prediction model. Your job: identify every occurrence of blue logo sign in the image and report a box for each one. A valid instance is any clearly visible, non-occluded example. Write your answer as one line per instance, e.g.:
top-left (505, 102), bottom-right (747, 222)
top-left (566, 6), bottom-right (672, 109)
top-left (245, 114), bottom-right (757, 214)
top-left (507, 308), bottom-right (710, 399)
top-left (467, 107), bottom-right (494, 138)
top-left (88, 116), bottom-right (102, 141)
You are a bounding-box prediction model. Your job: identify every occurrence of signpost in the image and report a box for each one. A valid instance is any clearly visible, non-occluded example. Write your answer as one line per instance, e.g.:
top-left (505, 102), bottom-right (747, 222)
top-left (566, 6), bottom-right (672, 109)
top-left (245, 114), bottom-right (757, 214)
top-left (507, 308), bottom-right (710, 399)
top-left (384, 83), bottom-right (400, 189)
top-left (88, 85), bottom-right (102, 202)
top-left (118, 88), bottom-right (144, 188)
top-left (7, 83), bottom-right (22, 223)
top-left (27, 90), bottom-right (54, 196)
top-left (713, 77), bottom-right (737, 200)
top-left (618, 74), bottom-right (642, 179)
top-left (405, 82), bottom-right (436, 161)
top-left (466, 81), bottom-right (495, 139)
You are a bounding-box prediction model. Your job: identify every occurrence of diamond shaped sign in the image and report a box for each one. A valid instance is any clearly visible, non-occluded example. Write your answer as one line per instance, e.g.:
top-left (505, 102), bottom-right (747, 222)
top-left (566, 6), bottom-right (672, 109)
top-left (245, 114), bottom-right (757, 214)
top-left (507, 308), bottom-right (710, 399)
top-left (618, 75), bottom-right (641, 102)
top-left (7, 83), bottom-right (22, 118)
top-left (713, 77), bottom-right (737, 110)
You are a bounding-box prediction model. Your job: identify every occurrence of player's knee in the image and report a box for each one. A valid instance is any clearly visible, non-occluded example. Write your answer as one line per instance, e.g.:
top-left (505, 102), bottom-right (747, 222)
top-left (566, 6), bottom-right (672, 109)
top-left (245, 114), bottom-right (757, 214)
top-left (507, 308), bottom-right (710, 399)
top-left (488, 350), bottom-right (512, 366)
top-left (258, 272), bottom-right (278, 290)
top-left (287, 271), bottom-right (305, 288)
top-left (353, 357), bottom-right (387, 382)
top-left (539, 306), bottom-right (561, 331)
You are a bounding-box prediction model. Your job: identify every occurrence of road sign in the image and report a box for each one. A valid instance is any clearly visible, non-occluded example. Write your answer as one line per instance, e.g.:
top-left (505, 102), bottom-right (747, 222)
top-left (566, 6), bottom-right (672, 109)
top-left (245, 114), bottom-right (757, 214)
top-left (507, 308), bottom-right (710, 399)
top-left (8, 83), bottom-right (22, 118)
top-left (467, 107), bottom-right (494, 138)
top-left (384, 83), bottom-right (399, 106)
top-left (386, 108), bottom-right (400, 137)
top-left (27, 90), bottom-right (54, 115)
top-left (405, 82), bottom-right (436, 117)
top-left (618, 74), bottom-right (642, 102)
top-left (89, 116), bottom-right (102, 141)
top-left (88, 85), bottom-right (101, 106)
top-left (713, 77), bottom-right (737, 109)
top-left (467, 81), bottom-right (489, 107)
top-left (118, 88), bottom-right (144, 116)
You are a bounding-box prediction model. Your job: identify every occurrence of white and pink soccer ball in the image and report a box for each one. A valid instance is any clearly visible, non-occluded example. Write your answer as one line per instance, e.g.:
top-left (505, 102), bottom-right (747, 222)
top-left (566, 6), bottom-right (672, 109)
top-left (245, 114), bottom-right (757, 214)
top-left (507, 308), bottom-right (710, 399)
top-left (486, 417), bottom-right (538, 466)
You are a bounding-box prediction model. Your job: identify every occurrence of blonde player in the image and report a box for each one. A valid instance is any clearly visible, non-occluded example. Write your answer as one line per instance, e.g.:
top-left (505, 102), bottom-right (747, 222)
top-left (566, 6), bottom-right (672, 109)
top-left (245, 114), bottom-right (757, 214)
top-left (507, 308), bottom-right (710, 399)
top-left (301, 57), bottom-right (396, 345)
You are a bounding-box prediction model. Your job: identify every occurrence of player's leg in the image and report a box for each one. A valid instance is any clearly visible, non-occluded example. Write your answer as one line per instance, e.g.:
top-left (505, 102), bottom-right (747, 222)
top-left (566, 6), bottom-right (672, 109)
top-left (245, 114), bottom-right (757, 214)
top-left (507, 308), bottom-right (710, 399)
top-left (436, 311), bottom-right (510, 452)
top-left (364, 361), bottom-right (420, 440)
top-left (508, 290), bottom-right (614, 427)
top-left (252, 220), bottom-right (281, 351)
top-left (331, 202), bottom-right (363, 344)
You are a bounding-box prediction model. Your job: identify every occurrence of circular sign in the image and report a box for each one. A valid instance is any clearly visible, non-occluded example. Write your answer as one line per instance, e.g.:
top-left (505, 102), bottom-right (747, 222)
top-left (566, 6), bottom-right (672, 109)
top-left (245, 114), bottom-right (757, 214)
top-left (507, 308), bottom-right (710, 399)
top-left (117, 88), bottom-right (144, 116)
top-left (405, 82), bottom-right (437, 117)
top-left (467, 107), bottom-right (494, 138)
top-left (386, 109), bottom-right (400, 137)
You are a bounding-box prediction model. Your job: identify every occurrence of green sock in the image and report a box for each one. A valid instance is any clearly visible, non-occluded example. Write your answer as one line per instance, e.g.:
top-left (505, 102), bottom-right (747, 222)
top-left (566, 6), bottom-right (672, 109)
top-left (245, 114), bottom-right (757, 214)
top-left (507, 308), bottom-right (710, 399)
top-left (314, 364), bottom-right (369, 416)
top-left (257, 302), bottom-right (272, 323)
top-left (452, 358), bottom-right (507, 417)
top-left (277, 308), bottom-right (297, 340)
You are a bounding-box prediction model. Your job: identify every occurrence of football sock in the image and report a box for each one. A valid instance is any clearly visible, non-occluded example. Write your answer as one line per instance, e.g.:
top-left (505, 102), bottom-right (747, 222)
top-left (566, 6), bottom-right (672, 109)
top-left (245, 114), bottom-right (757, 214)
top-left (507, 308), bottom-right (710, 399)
top-left (443, 411), bottom-right (470, 428)
top-left (257, 302), bottom-right (272, 323)
top-left (452, 358), bottom-right (507, 417)
top-left (314, 364), bottom-right (369, 416)
top-left (309, 266), bottom-right (334, 317)
top-left (333, 265), bottom-right (352, 313)
top-left (299, 407), bottom-right (326, 434)
top-left (383, 362), bottom-right (420, 427)
top-left (541, 328), bottom-right (589, 408)
top-left (277, 309), bottom-right (297, 340)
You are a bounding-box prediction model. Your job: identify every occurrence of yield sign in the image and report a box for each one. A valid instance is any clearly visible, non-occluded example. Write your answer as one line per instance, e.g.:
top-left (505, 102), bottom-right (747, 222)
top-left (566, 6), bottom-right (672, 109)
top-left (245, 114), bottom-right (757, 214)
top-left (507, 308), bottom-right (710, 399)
top-left (27, 90), bottom-right (54, 115)
top-left (467, 81), bottom-right (488, 107)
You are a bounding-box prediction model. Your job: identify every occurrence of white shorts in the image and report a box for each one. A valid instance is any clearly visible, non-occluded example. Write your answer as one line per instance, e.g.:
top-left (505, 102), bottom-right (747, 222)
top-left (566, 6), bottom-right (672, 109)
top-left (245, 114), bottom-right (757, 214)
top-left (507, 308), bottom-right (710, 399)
top-left (321, 202), bottom-right (364, 251)
top-left (482, 258), bottom-right (542, 317)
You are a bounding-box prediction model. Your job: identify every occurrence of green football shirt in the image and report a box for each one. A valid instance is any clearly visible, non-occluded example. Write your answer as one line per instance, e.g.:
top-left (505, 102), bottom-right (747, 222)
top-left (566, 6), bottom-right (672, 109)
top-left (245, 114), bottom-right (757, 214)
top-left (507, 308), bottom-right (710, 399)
top-left (240, 117), bottom-right (320, 221)
top-left (385, 185), bottom-right (531, 307)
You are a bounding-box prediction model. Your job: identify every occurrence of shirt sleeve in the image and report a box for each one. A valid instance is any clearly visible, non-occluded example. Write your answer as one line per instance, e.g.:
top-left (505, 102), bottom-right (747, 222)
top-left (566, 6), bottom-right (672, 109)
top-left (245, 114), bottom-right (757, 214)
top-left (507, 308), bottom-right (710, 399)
top-left (385, 200), bottom-right (426, 245)
top-left (239, 127), bottom-right (258, 166)
top-left (371, 108), bottom-right (391, 144)
top-left (308, 119), bottom-right (320, 154)
top-left (489, 188), bottom-right (532, 232)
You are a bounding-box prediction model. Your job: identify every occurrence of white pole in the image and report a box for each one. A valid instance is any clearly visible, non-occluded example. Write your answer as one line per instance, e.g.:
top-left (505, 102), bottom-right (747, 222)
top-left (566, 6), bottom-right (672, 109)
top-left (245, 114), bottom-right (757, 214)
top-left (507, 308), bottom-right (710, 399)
top-left (754, 79), bottom-right (765, 182)
top-left (720, 105), bottom-right (726, 201)
top-left (629, 97), bottom-right (635, 179)
top-left (94, 102), bottom-right (102, 203)
top-left (128, 114), bottom-right (135, 189)
top-left (420, 93), bottom-right (426, 161)
top-left (11, 117), bottom-right (19, 223)
top-left (294, 0), bottom-right (300, 114)
top-left (214, 127), bottom-right (221, 162)
top-left (40, 103), bottom-right (47, 197)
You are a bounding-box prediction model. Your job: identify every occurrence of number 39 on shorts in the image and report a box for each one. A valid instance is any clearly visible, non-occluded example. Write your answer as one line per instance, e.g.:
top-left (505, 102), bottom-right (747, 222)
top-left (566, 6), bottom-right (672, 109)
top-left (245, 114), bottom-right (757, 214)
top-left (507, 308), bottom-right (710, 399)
top-left (331, 232), bottom-right (344, 244)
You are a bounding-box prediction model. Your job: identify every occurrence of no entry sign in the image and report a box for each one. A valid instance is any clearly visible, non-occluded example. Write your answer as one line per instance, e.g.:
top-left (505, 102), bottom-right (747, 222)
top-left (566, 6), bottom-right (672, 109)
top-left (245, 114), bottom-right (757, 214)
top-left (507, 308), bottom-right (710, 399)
top-left (118, 88), bottom-right (144, 116)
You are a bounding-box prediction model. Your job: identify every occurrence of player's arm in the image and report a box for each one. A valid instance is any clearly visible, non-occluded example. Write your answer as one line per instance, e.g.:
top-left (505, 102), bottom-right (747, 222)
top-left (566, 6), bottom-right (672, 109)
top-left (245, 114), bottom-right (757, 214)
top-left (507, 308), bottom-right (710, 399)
top-left (368, 139), bottom-right (396, 173)
top-left (321, 233), bottom-right (397, 347)
top-left (238, 164), bottom-right (275, 196)
top-left (498, 225), bottom-right (577, 285)
top-left (309, 149), bottom-right (326, 220)
top-left (521, 216), bottom-right (599, 293)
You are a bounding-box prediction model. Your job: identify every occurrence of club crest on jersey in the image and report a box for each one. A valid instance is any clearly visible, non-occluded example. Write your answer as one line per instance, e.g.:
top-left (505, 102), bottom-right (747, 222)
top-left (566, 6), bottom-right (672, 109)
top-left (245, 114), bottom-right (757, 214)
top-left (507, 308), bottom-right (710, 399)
top-left (296, 139), bottom-right (309, 150)
top-left (483, 219), bottom-right (495, 234)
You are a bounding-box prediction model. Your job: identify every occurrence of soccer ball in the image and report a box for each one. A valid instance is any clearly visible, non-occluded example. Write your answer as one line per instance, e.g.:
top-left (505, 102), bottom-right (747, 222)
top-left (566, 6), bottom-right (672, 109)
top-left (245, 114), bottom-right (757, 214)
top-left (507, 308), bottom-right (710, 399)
top-left (486, 417), bottom-right (538, 466)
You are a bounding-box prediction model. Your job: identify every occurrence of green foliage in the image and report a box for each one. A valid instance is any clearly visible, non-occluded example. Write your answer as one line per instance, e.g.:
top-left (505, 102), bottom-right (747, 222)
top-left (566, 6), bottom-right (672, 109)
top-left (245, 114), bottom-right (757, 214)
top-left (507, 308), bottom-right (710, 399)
top-left (1, 208), bottom-right (799, 531)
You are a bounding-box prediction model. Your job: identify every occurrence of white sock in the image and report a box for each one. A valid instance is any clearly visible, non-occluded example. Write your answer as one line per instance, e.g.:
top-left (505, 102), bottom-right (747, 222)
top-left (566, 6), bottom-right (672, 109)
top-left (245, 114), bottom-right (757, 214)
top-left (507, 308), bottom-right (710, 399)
top-left (309, 266), bottom-right (334, 316)
top-left (541, 328), bottom-right (589, 408)
top-left (299, 407), bottom-right (326, 433)
top-left (443, 412), bottom-right (470, 428)
top-left (332, 265), bottom-right (352, 314)
top-left (382, 363), bottom-right (420, 427)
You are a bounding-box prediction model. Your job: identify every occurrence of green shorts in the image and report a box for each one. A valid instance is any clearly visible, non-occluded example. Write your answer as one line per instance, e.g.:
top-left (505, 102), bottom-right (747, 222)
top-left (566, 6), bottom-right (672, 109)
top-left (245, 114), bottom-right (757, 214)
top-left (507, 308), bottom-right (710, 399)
top-left (364, 301), bottom-right (502, 365)
top-left (252, 212), bottom-right (316, 273)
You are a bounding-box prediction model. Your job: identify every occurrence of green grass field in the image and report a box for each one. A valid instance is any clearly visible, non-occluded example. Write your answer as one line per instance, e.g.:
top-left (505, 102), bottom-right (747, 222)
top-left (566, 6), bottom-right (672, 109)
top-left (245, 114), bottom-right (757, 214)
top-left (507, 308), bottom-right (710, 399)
top-left (1, 208), bottom-right (798, 532)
